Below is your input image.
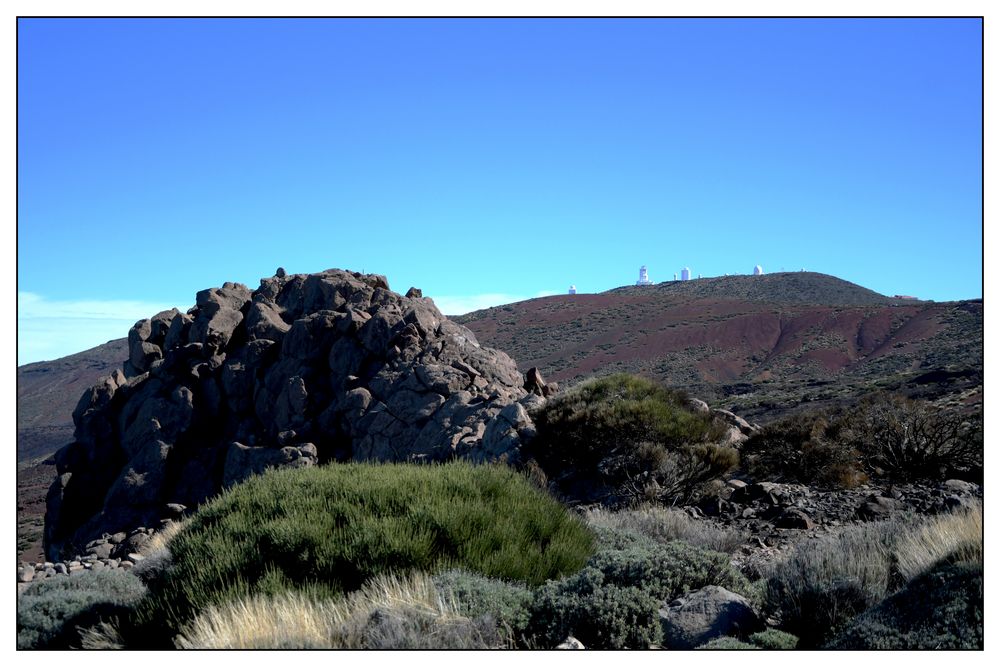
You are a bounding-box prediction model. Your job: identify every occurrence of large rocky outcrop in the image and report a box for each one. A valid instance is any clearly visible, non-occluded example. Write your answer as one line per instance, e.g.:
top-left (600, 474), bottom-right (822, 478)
top-left (45, 269), bottom-right (538, 560)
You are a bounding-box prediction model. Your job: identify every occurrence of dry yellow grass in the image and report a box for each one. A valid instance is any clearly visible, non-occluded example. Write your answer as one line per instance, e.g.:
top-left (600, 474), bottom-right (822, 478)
top-left (138, 518), bottom-right (188, 557)
top-left (893, 502), bottom-right (982, 580)
top-left (78, 621), bottom-right (126, 649)
top-left (174, 571), bottom-right (495, 649)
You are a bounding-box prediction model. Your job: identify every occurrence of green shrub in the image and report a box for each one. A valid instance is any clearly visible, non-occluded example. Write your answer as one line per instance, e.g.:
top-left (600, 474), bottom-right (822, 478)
top-left (585, 540), bottom-right (757, 604)
top-left (696, 637), bottom-right (759, 649)
top-left (529, 373), bottom-right (735, 504)
top-left (749, 629), bottom-right (799, 649)
top-left (17, 570), bottom-right (147, 649)
top-left (432, 569), bottom-right (532, 639)
top-left (131, 461), bottom-right (594, 646)
top-left (527, 571), bottom-right (663, 649)
top-left (826, 561), bottom-right (983, 650)
top-left (742, 412), bottom-right (864, 488)
top-left (525, 537), bottom-right (755, 648)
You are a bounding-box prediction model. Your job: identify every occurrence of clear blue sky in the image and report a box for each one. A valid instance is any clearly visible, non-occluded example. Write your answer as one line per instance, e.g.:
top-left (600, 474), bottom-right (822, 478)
top-left (17, 18), bottom-right (982, 364)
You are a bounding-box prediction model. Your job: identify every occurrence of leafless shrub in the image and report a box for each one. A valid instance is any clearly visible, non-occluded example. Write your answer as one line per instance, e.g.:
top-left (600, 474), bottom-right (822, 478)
top-left (839, 394), bottom-right (982, 480)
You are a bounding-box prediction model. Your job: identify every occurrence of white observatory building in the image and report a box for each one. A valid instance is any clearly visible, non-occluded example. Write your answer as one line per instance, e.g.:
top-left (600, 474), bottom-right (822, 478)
top-left (681, 267), bottom-right (691, 281)
top-left (753, 265), bottom-right (764, 276)
top-left (636, 266), bottom-right (652, 286)
top-left (568, 285), bottom-right (577, 295)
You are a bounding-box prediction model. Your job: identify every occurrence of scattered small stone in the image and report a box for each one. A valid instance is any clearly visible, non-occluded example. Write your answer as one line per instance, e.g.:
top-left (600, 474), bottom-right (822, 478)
top-left (556, 636), bottom-right (585, 649)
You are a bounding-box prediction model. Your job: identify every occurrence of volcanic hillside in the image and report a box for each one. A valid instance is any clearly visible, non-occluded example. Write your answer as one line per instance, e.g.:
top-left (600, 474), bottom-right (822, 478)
top-left (455, 272), bottom-right (983, 421)
top-left (17, 339), bottom-right (128, 465)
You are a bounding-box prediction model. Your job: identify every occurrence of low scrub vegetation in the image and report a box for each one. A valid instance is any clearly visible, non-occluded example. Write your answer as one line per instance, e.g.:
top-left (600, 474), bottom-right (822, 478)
top-left (747, 629), bottom-right (799, 649)
top-left (526, 527), bottom-right (755, 648)
top-left (130, 461), bottom-right (594, 646)
top-left (764, 504), bottom-right (983, 648)
top-left (743, 393), bottom-right (982, 487)
top-left (826, 560), bottom-right (983, 650)
top-left (432, 569), bottom-right (533, 640)
top-left (17, 569), bottom-right (147, 649)
top-left (529, 373), bottom-right (737, 504)
top-left (892, 502), bottom-right (982, 581)
top-left (696, 637), bottom-right (758, 649)
top-left (584, 504), bottom-right (747, 554)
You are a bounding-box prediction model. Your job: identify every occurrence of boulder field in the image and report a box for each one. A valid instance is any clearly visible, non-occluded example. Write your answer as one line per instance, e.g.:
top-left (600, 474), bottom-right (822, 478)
top-left (45, 269), bottom-right (543, 560)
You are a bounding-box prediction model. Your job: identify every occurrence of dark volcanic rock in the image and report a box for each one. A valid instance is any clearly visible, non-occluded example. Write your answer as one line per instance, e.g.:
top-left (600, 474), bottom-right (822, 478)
top-left (44, 269), bottom-right (535, 560)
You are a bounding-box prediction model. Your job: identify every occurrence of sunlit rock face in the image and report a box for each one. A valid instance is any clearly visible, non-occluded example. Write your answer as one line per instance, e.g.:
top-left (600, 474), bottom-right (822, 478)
top-left (45, 269), bottom-right (538, 560)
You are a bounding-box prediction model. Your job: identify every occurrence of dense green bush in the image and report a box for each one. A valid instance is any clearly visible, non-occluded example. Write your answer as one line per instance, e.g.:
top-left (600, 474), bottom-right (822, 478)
top-left (432, 569), bottom-right (533, 639)
top-left (17, 570), bottom-right (147, 649)
top-left (748, 629), bottom-right (799, 649)
top-left (525, 535), bottom-right (755, 648)
top-left (527, 570), bottom-right (663, 649)
top-left (529, 373), bottom-right (736, 504)
top-left (131, 462), bottom-right (594, 646)
top-left (826, 561), bottom-right (983, 650)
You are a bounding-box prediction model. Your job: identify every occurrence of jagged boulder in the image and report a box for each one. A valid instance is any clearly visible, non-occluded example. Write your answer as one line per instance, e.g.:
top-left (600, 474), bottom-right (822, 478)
top-left (45, 269), bottom-right (537, 560)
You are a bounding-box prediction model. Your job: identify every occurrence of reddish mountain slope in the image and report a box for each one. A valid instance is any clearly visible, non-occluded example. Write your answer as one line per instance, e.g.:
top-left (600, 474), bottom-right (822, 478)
top-left (456, 273), bottom-right (982, 421)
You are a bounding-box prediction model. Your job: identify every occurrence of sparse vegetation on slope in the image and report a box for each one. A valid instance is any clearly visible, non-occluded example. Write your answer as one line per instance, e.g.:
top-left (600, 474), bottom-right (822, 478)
top-left (456, 274), bottom-right (982, 424)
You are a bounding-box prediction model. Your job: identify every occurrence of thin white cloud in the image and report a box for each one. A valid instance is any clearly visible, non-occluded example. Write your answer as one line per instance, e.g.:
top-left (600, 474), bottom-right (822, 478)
top-left (18, 292), bottom-right (184, 365)
top-left (427, 291), bottom-right (557, 316)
